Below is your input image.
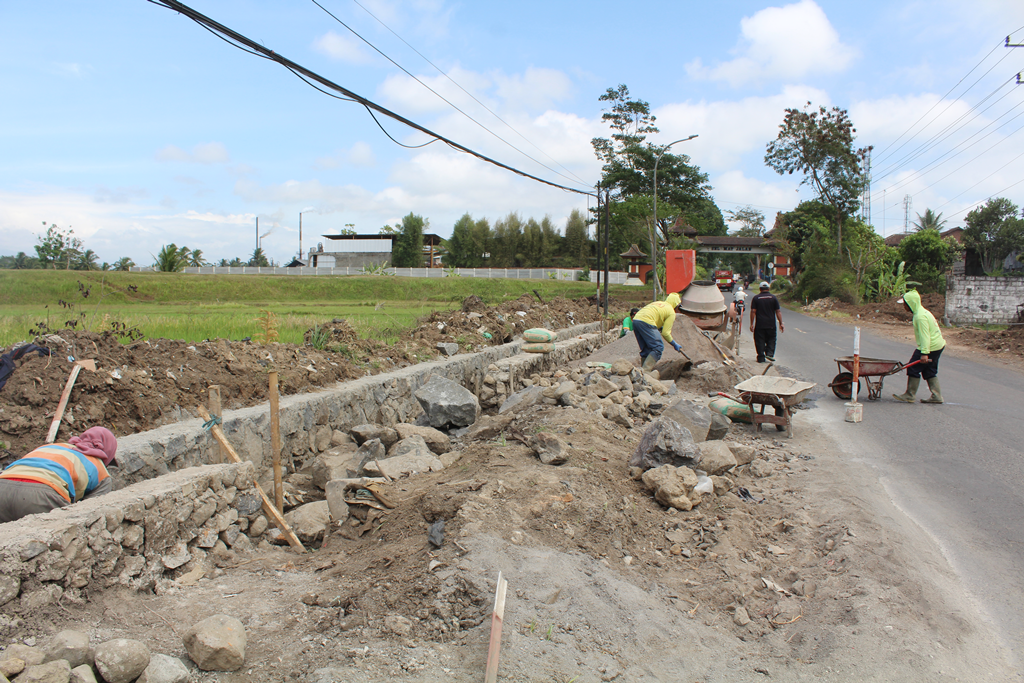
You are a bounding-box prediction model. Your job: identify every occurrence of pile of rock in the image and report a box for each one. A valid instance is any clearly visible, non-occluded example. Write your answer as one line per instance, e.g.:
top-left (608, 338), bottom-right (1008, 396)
top-left (0, 614), bottom-right (244, 682)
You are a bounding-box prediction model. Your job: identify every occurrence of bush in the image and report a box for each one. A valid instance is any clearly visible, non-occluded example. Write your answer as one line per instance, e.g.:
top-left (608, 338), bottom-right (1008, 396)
top-left (795, 262), bottom-right (859, 303)
top-left (769, 277), bottom-right (791, 293)
top-left (576, 266), bottom-right (590, 282)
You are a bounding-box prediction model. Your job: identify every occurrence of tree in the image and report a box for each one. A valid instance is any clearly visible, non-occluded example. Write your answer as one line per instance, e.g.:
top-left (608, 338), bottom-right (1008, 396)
top-left (963, 197), bottom-right (1024, 274)
top-left (492, 212), bottom-right (524, 267)
top-left (248, 247), bottom-right (270, 267)
top-left (898, 229), bottom-right (955, 292)
top-left (392, 213), bottom-right (425, 267)
top-left (74, 249), bottom-right (99, 271)
top-left (378, 224), bottom-right (397, 235)
top-left (726, 206), bottom-right (766, 237)
top-left (765, 103), bottom-right (870, 255)
top-left (113, 257), bottom-right (135, 271)
top-left (186, 249), bottom-right (207, 267)
top-left (591, 85), bottom-right (715, 248)
top-left (154, 244), bottom-right (187, 272)
top-left (912, 208), bottom-right (947, 233)
top-left (444, 214), bottom-right (474, 267)
top-left (12, 252), bottom-right (35, 269)
top-left (340, 224), bottom-right (357, 236)
top-left (35, 222), bottom-right (83, 270)
top-left (563, 209), bottom-right (589, 267)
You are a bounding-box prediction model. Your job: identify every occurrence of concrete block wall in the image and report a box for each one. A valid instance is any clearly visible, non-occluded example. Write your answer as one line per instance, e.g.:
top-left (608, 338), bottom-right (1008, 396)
top-left (0, 462), bottom-right (261, 615)
top-left (113, 322), bottom-right (609, 486)
top-left (945, 276), bottom-right (1024, 325)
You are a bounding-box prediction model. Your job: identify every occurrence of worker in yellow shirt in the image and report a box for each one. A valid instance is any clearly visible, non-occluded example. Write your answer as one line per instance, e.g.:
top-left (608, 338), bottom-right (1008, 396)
top-left (632, 292), bottom-right (685, 372)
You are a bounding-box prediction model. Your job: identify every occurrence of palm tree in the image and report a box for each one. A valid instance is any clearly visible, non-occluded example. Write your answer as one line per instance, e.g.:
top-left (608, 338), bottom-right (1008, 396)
top-left (187, 249), bottom-right (207, 267)
top-left (113, 257), bottom-right (135, 271)
top-left (248, 247), bottom-right (270, 267)
top-left (75, 249), bottom-right (99, 271)
top-left (12, 252), bottom-right (31, 269)
top-left (154, 244), bottom-right (186, 272)
top-left (912, 209), bottom-right (947, 232)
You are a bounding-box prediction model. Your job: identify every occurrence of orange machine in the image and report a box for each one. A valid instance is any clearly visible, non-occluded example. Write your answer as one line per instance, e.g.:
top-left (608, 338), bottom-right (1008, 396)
top-left (665, 249), bottom-right (696, 294)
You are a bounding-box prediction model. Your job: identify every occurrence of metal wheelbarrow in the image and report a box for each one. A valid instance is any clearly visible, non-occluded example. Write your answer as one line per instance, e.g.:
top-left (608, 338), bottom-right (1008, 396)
top-left (828, 357), bottom-right (922, 401)
top-left (733, 376), bottom-right (816, 438)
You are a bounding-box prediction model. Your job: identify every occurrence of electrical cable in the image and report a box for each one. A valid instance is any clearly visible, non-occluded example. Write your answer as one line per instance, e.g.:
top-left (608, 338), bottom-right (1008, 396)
top-left (345, 0), bottom-right (591, 188)
top-left (310, 0), bottom-right (587, 187)
top-left (146, 0), bottom-right (595, 197)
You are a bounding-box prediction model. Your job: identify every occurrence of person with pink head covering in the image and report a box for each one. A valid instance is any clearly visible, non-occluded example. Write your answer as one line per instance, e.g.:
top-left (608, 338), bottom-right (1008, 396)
top-left (0, 426), bottom-right (118, 523)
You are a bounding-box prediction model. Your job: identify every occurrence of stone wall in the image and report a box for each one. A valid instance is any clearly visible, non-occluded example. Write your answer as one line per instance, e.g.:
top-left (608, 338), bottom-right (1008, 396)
top-left (945, 275), bottom-right (1024, 325)
top-left (0, 462), bottom-right (264, 616)
top-left (113, 322), bottom-right (608, 486)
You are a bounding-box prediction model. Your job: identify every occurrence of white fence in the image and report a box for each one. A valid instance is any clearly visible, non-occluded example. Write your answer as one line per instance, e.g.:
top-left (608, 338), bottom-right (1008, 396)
top-left (129, 266), bottom-right (629, 284)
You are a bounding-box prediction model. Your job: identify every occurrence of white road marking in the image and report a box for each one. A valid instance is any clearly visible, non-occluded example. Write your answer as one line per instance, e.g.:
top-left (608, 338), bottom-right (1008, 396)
top-left (793, 327), bottom-right (805, 334)
top-left (825, 342), bottom-right (842, 349)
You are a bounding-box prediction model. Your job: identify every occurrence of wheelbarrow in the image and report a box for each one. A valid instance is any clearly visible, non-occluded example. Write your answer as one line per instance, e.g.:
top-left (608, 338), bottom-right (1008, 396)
top-left (733, 376), bottom-right (817, 438)
top-left (828, 357), bottom-right (923, 401)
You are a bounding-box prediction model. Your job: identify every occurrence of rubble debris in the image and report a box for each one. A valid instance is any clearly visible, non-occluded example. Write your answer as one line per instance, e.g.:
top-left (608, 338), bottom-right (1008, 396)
top-left (531, 432), bottom-right (569, 465)
top-left (629, 418), bottom-right (700, 471)
top-left (414, 376), bottom-right (481, 428)
top-left (183, 614), bottom-right (246, 672)
top-left (93, 638), bottom-right (151, 683)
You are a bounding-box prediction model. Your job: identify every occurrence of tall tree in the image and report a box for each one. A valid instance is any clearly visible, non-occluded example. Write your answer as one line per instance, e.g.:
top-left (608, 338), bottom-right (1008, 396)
top-left (912, 208), bottom-right (947, 233)
top-left (113, 257), bottom-right (135, 271)
top-left (765, 103), bottom-right (870, 255)
top-left (248, 247), bottom-right (271, 267)
top-left (492, 212), bottom-right (524, 267)
top-left (154, 244), bottom-right (187, 272)
top-left (35, 222), bottom-right (82, 270)
top-left (963, 197), bottom-right (1024, 273)
top-left (187, 249), bottom-right (207, 267)
top-left (563, 209), bottom-right (589, 267)
top-left (726, 206), bottom-right (766, 237)
top-left (12, 252), bottom-right (34, 269)
top-left (75, 249), bottom-right (99, 271)
top-left (444, 213), bottom-right (476, 267)
top-left (392, 212), bottom-right (425, 267)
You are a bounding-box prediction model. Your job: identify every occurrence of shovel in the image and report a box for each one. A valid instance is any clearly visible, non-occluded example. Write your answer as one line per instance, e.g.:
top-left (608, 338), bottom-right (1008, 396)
top-left (46, 359), bottom-right (96, 443)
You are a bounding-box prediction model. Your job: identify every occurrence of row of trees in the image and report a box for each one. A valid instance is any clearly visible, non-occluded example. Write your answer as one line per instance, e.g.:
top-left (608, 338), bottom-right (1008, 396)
top-left (0, 223), bottom-right (136, 271)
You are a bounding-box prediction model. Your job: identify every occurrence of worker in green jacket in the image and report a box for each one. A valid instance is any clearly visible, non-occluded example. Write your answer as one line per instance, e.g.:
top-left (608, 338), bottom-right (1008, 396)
top-left (619, 308), bottom-right (640, 338)
top-left (892, 290), bottom-right (946, 404)
top-left (632, 293), bottom-right (685, 372)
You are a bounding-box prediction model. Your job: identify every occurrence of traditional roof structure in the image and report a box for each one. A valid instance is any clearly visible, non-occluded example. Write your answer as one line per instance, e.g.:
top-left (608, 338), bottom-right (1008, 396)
top-left (620, 244), bottom-right (647, 259)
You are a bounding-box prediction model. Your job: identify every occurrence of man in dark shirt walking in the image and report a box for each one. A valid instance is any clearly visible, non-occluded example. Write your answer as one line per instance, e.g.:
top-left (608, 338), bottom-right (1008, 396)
top-left (749, 281), bottom-right (784, 363)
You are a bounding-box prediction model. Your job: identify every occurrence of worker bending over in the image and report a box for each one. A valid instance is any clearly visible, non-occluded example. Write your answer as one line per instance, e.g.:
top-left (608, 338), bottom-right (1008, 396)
top-left (632, 292), bottom-right (686, 372)
top-left (0, 426), bottom-right (118, 523)
top-left (892, 290), bottom-right (946, 404)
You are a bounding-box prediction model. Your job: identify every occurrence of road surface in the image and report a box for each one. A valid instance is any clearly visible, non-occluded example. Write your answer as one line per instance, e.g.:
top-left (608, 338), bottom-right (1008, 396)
top-left (732, 299), bottom-right (1024, 666)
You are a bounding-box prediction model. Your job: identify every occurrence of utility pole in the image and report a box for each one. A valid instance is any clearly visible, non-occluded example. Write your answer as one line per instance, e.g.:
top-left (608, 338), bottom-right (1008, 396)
top-left (604, 189), bottom-right (610, 318)
top-left (1007, 35), bottom-right (1024, 84)
top-left (903, 194), bottom-right (912, 232)
top-left (861, 148), bottom-right (872, 226)
top-left (255, 216), bottom-right (259, 252)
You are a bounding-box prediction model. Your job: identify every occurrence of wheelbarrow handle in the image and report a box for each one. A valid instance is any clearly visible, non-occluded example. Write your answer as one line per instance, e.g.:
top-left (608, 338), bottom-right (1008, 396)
top-left (901, 359), bottom-right (924, 372)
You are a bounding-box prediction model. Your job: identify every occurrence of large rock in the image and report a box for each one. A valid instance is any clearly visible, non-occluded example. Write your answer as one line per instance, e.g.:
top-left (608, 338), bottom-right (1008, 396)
top-left (137, 653), bottom-right (191, 683)
top-left (728, 442), bottom-right (757, 466)
top-left (93, 639), bottom-right (150, 683)
top-left (602, 404), bottom-right (632, 429)
top-left (43, 631), bottom-right (90, 669)
top-left (4, 645), bottom-right (44, 667)
top-left (14, 660), bottom-right (71, 683)
top-left (365, 448), bottom-right (444, 480)
top-left (592, 377), bottom-right (619, 398)
top-left (498, 386), bottom-right (544, 414)
top-left (463, 414), bottom-right (513, 441)
top-left (70, 664), bottom-right (97, 683)
top-left (0, 575), bottom-right (19, 607)
top-left (389, 435), bottom-right (434, 460)
top-left (354, 439), bottom-right (386, 473)
top-left (284, 501), bottom-right (331, 544)
top-left (531, 432), bottom-right (568, 465)
top-left (642, 465), bottom-right (699, 510)
top-left (183, 614), bottom-right (245, 672)
top-left (663, 399), bottom-right (713, 442)
top-left (629, 418), bottom-right (700, 471)
top-left (610, 359), bottom-right (634, 376)
top-left (414, 376), bottom-right (480, 428)
top-left (394, 424), bottom-right (450, 455)
top-left (707, 412), bottom-right (730, 441)
top-left (697, 441), bottom-right (738, 475)
top-left (311, 446), bottom-right (358, 489)
top-left (350, 425), bottom-right (398, 448)
top-left (324, 481), bottom-right (351, 522)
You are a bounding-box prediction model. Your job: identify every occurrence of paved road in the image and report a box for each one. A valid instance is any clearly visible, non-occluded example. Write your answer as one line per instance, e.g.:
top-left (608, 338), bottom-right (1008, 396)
top-left (735, 300), bottom-right (1024, 664)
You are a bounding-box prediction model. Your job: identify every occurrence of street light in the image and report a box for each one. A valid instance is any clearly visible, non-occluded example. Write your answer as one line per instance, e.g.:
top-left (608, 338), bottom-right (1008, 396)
top-left (299, 207), bottom-right (315, 263)
top-left (651, 135), bottom-right (698, 300)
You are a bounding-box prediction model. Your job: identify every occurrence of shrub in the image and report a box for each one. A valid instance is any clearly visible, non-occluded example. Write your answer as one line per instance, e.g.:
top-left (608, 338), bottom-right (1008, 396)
top-left (769, 277), bottom-right (791, 293)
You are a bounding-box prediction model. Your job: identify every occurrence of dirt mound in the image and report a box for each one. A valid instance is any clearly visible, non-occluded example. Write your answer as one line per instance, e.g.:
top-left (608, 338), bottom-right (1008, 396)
top-left (304, 318), bottom-right (358, 344)
top-left (802, 293), bottom-right (945, 324)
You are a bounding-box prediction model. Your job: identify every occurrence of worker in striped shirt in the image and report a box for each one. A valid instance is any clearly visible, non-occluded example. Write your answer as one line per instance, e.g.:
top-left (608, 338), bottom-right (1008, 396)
top-left (0, 426), bottom-right (118, 523)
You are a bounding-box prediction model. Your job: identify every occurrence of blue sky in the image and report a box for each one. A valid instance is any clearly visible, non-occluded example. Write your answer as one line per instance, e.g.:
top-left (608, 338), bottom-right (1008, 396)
top-left (2, 0), bottom-right (1024, 266)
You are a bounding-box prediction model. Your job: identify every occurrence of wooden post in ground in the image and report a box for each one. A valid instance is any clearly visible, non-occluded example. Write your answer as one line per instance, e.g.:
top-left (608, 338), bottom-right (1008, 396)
top-left (269, 371), bottom-right (283, 512)
top-left (46, 359), bottom-right (96, 443)
top-left (196, 405), bottom-right (305, 553)
top-left (208, 385), bottom-right (222, 464)
top-left (484, 572), bottom-right (508, 683)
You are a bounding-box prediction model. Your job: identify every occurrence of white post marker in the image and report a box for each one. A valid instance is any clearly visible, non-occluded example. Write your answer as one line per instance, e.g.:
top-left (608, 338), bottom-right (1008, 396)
top-left (845, 326), bottom-right (864, 423)
top-left (484, 572), bottom-right (508, 683)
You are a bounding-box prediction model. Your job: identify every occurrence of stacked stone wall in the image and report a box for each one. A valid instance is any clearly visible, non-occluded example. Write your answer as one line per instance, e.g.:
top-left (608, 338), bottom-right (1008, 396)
top-left (112, 322), bottom-right (607, 486)
top-left (0, 462), bottom-right (263, 616)
top-left (945, 275), bottom-right (1024, 325)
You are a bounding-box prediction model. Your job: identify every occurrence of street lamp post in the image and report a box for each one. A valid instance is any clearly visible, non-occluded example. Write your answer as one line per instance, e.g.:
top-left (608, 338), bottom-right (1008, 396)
top-left (299, 208), bottom-right (314, 263)
top-left (651, 135), bottom-right (698, 301)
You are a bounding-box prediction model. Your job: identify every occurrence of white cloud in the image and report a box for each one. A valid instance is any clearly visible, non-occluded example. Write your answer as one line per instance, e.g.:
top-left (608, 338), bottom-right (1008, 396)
top-left (314, 142), bottom-right (377, 170)
top-left (378, 66), bottom-right (492, 115)
top-left (159, 211), bottom-right (256, 226)
top-left (312, 31), bottom-right (374, 65)
top-left (156, 142), bottom-right (230, 164)
top-left (492, 67), bottom-right (574, 111)
top-left (686, 0), bottom-right (857, 87)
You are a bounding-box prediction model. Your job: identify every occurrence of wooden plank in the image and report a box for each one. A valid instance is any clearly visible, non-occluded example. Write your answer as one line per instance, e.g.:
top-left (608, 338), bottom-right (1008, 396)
top-left (484, 572), bottom-right (508, 683)
top-left (208, 385), bottom-right (222, 464)
top-left (46, 363), bottom-right (84, 443)
top-left (196, 405), bottom-right (306, 553)
top-left (269, 371), bottom-right (283, 512)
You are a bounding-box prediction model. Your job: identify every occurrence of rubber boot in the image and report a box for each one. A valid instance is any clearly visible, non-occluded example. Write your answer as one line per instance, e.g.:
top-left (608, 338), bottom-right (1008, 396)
top-left (641, 354), bottom-right (658, 373)
top-left (892, 376), bottom-right (920, 403)
top-left (920, 378), bottom-right (943, 404)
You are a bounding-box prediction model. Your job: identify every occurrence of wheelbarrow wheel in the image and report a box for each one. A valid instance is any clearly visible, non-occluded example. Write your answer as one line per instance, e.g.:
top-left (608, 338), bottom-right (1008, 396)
top-left (830, 372), bottom-right (860, 400)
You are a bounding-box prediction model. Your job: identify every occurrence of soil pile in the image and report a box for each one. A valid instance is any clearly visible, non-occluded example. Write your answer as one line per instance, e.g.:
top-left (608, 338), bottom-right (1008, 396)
top-left (801, 293), bottom-right (945, 323)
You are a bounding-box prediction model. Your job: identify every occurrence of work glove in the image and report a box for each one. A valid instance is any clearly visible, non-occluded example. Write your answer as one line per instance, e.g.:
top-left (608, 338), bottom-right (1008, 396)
top-left (671, 341), bottom-right (682, 353)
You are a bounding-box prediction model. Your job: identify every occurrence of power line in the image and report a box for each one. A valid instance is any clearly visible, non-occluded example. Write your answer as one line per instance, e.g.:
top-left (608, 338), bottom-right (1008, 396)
top-left (344, 0), bottom-right (592, 188)
top-left (146, 0), bottom-right (595, 197)
top-left (309, 0), bottom-right (589, 188)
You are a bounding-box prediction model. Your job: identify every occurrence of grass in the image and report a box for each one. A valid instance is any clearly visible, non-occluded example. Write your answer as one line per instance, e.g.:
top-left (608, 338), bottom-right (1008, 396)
top-left (0, 270), bottom-right (616, 347)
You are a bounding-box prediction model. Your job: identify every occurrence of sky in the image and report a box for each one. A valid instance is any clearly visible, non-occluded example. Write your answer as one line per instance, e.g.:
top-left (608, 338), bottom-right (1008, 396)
top-left (2, 0), bottom-right (1024, 267)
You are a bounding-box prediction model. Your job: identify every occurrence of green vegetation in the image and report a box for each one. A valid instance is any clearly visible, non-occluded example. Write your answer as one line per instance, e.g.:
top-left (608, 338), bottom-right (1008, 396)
top-left (0, 270), bottom-right (603, 347)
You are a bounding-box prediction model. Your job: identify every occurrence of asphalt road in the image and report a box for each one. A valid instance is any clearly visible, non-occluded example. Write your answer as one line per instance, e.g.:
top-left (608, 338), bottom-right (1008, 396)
top-left (740, 301), bottom-right (1024, 664)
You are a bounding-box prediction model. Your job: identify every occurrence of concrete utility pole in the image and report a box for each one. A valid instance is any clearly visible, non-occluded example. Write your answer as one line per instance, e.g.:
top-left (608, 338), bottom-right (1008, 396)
top-left (299, 208), bottom-right (314, 262)
top-left (652, 135), bottom-right (698, 300)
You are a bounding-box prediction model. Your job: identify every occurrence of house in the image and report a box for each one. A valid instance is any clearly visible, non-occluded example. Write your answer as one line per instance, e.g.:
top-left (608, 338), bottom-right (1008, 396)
top-left (304, 232), bottom-right (446, 268)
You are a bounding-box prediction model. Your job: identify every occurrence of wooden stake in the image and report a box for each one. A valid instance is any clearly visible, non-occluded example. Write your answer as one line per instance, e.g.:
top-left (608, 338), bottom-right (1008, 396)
top-left (269, 371), bottom-right (283, 513)
top-left (484, 572), bottom-right (508, 683)
top-left (208, 385), bottom-right (222, 464)
top-left (46, 359), bottom-right (96, 443)
top-left (196, 405), bottom-right (306, 553)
